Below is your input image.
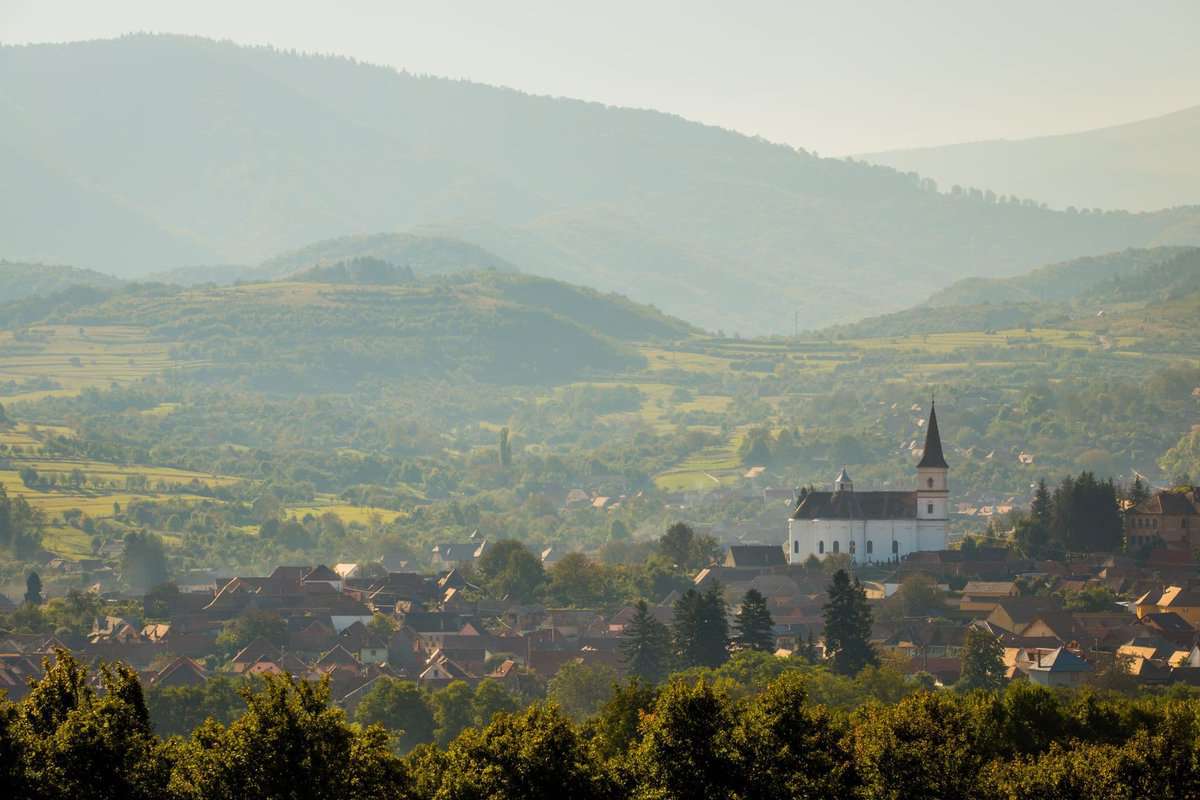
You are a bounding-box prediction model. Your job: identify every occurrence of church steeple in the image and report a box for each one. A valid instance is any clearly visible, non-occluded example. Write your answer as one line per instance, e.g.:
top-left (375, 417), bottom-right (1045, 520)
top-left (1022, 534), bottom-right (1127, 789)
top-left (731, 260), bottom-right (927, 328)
top-left (917, 401), bottom-right (949, 469)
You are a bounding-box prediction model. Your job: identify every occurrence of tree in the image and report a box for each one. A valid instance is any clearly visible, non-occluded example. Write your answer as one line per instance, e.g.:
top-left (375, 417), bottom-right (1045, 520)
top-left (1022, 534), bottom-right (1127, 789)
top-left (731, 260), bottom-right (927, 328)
top-left (633, 679), bottom-right (739, 800)
top-left (851, 691), bottom-right (989, 800)
top-left (957, 627), bottom-right (1004, 692)
top-left (896, 573), bottom-right (940, 617)
top-left (548, 552), bottom-right (609, 606)
top-left (418, 704), bottom-right (608, 800)
top-left (659, 521), bottom-right (695, 569)
top-left (822, 569), bottom-right (877, 676)
top-left (1130, 475), bottom-right (1150, 507)
top-left (171, 673), bottom-right (408, 799)
top-left (17, 652), bottom-right (170, 800)
top-left (733, 589), bottom-right (775, 653)
top-left (354, 678), bottom-right (435, 753)
top-left (498, 427), bottom-right (512, 468)
top-left (732, 670), bottom-right (854, 799)
top-left (673, 585), bottom-right (731, 669)
top-left (475, 539), bottom-right (546, 603)
top-left (120, 531), bottom-right (169, 592)
top-left (588, 678), bottom-right (658, 761)
top-left (431, 680), bottom-right (474, 746)
top-left (548, 661), bottom-right (617, 722)
top-left (24, 571), bottom-right (43, 606)
top-left (1051, 472), bottom-right (1123, 553)
top-left (470, 679), bottom-right (519, 727)
top-left (621, 600), bottom-right (673, 683)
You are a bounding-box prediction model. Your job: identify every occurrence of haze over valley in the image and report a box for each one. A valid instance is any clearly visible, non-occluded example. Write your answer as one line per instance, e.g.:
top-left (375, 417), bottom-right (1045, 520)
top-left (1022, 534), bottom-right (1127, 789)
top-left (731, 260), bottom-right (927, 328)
top-left (6, 8), bottom-right (1200, 796)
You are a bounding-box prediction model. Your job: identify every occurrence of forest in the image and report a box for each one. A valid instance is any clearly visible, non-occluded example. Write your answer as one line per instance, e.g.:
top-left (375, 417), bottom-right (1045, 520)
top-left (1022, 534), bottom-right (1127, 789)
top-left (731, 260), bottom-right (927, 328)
top-left (6, 644), bottom-right (1200, 800)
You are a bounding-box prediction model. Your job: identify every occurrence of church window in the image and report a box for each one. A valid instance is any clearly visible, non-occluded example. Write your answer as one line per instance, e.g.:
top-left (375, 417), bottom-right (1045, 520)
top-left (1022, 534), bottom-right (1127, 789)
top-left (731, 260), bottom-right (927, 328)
top-left (927, 477), bottom-right (934, 488)
top-left (892, 540), bottom-right (899, 554)
top-left (793, 540), bottom-right (799, 553)
top-left (818, 541), bottom-right (824, 554)
top-left (866, 540), bottom-right (873, 554)
top-left (832, 541), bottom-right (839, 553)
top-left (927, 503), bottom-right (934, 515)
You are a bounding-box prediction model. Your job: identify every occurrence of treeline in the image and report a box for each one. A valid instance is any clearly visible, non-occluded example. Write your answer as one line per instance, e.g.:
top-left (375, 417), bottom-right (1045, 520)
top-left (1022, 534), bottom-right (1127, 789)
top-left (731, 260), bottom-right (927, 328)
top-left (0, 482), bottom-right (43, 558)
top-left (1011, 472), bottom-right (1125, 557)
top-left (6, 649), bottom-right (1200, 799)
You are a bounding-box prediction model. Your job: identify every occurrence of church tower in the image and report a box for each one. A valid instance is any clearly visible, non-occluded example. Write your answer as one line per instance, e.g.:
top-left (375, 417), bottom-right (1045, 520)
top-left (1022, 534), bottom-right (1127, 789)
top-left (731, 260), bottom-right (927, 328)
top-left (916, 401), bottom-right (949, 522)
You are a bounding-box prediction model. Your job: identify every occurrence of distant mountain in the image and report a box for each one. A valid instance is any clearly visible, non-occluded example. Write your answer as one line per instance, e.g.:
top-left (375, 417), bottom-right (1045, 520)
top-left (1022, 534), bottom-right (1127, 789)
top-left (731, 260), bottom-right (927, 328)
top-left (858, 105), bottom-right (1200, 212)
top-left (925, 247), bottom-right (1194, 307)
top-left (0, 260), bottom-right (123, 303)
top-left (4, 36), bottom-right (1200, 332)
top-left (821, 246), bottom-right (1200, 339)
top-left (262, 233), bottom-right (517, 278)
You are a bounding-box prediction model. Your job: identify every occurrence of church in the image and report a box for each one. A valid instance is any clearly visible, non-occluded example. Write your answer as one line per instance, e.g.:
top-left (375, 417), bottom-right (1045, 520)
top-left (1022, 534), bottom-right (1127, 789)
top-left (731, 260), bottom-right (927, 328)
top-left (786, 402), bottom-right (949, 565)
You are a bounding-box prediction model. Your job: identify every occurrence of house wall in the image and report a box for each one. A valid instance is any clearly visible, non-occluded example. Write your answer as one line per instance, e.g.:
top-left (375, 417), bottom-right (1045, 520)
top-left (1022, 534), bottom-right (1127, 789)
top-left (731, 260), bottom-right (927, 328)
top-left (787, 517), bottom-right (945, 565)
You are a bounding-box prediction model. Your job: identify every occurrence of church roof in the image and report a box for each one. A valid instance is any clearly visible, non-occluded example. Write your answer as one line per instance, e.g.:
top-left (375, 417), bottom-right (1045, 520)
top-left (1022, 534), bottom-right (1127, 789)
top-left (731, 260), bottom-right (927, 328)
top-left (835, 466), bottom-right (852, 485)
top-left (917, 402), bottom-right (949, 469)
top-left (791, 490), bottom-right (917, 520)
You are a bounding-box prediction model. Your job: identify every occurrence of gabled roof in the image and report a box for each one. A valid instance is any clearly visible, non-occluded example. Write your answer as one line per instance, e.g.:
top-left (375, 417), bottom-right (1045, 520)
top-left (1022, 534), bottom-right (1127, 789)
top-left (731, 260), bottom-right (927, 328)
top-left (304, 564), bottom-right (341, 583)
top-left (791, 489), bottom-right (917, 520)
top-left (725, 544), bottom-right (787, 568)
top-left (231, 637), bottom-right (281, 664)
top-left (1030, 647), bottom-right (1091, 673)
top-left (917, 402), bottom-right (949, 469)
top-left (316, 644), bottom-right (361, 668)
top-left (152, 657), bottom-right (208, 688)
top-left (1132, 490), bottom-right (1199, 516)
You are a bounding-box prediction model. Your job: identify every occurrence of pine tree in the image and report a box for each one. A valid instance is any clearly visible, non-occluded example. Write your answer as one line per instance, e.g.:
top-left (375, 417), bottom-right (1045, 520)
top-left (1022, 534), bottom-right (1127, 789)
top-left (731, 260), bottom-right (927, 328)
top-left (1130, 476), bottom-right (1149, 507)
top-left (673, 584), bottom-right (730, 668)
top-left (957, 627), bottom-right (1004, 691)
top-left (1031, 478), bottom-right (1052, 526)
top-left (498, 427), bottom-right (512, 468)
top-left (732, 589), bottom-right (775, 652)
top-left (24, 570), bottom-right (43, 605)
top-left (822, 569), bottom-right (877, 675)
top-left (621, 600), bottom-right (673, 683)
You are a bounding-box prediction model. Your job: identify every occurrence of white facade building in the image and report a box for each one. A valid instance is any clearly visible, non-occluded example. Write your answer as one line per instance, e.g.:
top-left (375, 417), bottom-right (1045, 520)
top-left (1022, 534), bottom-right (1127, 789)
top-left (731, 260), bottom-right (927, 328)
top-left (787, 403), bottom-right (949, 565)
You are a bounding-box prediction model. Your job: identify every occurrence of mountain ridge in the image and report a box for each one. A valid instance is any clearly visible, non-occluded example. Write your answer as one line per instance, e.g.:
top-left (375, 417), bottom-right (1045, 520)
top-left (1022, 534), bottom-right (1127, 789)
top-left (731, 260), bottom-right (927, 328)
top-left (5, 35), bottom-right (1200, 333)
top-left (858, 104), bottom-right (1200, 212)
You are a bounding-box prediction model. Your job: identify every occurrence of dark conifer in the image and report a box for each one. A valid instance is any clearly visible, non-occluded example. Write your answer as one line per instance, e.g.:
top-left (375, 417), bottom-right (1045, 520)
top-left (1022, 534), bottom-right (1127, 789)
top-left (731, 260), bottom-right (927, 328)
top-left (822, 569), bottom-right (877, 675)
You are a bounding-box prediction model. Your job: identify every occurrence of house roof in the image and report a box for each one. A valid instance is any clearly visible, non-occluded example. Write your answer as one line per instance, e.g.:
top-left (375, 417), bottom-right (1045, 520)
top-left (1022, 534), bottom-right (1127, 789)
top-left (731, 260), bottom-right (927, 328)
top-left (1158, 586), bottom-right (1200, 609)
top-left (725, 544), bottom-right (786, 568)
top-left (304, 564), bottom-right (341, 583)
top-left (1030, 647), bottom-right (1091, 673)
top-left (316, 644), bottom-right (361, 668)
top-left (791, 489), bottom-right (917, 520)
top-left (916, 402), bottom-right (949, 469)
top-left (1133, 490), bottom-right (1199, 516)
top-left (962, 581), bottom-right (1015, 597)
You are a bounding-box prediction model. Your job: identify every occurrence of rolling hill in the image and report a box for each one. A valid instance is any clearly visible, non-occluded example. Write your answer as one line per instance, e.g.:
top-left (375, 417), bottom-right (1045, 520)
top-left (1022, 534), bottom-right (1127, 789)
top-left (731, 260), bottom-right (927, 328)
top-left (0, 270), bottom-right (694, 388)
top-left (4, 35), bottom-right (1200, 333)
top-left (0, 260), bottom-right (124, 303)
top-left (819, 246), bottom-right (1200, 340)
top-left (858, 105), bottom-right (1200, 213)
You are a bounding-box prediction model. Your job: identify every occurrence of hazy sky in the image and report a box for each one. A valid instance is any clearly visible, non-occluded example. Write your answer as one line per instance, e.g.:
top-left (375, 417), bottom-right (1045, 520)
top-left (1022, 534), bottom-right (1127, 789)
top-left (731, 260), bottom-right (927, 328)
top-left (4, 1), bottom-right (1199, 155)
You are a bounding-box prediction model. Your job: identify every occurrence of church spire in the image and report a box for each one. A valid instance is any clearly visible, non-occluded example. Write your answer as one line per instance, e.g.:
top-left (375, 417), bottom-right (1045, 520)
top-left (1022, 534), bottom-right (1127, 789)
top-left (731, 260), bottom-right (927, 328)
top-left (917, 401), bottom-right (948, 469)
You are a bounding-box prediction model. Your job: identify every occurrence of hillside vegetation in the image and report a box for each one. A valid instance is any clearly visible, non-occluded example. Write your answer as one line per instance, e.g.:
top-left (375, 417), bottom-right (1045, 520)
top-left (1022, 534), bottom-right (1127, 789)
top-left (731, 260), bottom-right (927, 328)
top-left (0, 260), bottom-right (123, 303)
top-left (4, 36), bottom-right (1200, 332)
top-left (860, 104), bottom-right (1200, 212)
top-left (0, 271), bottom-right (691, 389)
top-left (824, 247), bottom-right (1200, 341)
